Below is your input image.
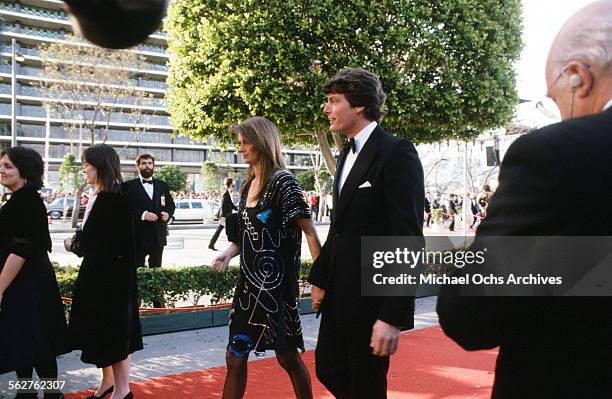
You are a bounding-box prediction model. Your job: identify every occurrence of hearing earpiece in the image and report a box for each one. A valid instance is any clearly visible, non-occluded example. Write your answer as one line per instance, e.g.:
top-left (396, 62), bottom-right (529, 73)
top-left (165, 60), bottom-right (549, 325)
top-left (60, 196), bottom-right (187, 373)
top-left (569, 74), bottom-right (582, 89)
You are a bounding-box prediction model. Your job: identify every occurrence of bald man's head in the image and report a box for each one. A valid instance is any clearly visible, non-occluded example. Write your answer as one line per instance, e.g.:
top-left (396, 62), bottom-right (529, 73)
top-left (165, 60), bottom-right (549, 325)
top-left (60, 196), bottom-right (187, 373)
top-left (545, 0), bottom-right (612, 119)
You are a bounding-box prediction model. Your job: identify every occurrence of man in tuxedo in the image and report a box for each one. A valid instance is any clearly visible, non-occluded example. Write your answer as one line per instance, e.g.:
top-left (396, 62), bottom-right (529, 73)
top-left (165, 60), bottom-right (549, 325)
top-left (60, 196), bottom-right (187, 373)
top-left (208, 177), bottom-right (237, 251)
top-left (437, 1), bottom-right (612, 397)
top-left (62, 0), bottom-right (167, 49)
top-left (308, 68), bottom-right (424, 398)
top-left (125, 154), bottom-right (175, 306)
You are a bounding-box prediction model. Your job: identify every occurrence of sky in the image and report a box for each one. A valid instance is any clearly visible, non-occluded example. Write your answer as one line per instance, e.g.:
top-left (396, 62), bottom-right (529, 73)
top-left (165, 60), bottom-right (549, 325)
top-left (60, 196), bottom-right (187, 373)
top-left (517, 0), bottom-right (597, 101)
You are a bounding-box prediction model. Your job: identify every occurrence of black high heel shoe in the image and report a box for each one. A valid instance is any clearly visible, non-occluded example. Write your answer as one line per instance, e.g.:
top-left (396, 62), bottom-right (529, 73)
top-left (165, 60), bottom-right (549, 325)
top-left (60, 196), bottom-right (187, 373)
top-left (122, 392), bottom-right (133, 399)
top-left (85, 385), bottom-right (114, 399)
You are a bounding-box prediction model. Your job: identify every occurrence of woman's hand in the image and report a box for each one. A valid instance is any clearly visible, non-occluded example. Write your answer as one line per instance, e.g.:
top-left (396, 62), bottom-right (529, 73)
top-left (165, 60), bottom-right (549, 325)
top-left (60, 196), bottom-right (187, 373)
top-left (212, 252), bottom-right (231, 273)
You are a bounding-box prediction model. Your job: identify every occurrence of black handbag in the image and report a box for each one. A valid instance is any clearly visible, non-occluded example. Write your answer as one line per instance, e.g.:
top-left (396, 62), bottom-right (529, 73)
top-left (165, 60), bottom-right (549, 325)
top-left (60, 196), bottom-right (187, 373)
top-left (225, 212), bottom-right (239, 243)
top-left (70, 229), bottom-right (85, 257)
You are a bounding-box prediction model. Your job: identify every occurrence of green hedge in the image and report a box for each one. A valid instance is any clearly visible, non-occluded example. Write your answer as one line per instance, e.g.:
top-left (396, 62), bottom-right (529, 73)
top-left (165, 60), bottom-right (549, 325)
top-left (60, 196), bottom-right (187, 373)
top-left (54, 261), bottom-right (313, 308)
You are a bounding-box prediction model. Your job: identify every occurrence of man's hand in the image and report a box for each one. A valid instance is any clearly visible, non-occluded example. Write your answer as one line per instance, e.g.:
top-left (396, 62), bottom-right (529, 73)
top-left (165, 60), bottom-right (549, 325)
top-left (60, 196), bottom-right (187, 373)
top-left (370, 319), bottom-right (401, 357)
top-left (160, 211), bottom-right (169, 222)
top-left (212, 253), bottom-right (231, 273)
top-left (144, 211), bottom-right (159, 222)
top-left (311, 285), bottom-right (325, 311)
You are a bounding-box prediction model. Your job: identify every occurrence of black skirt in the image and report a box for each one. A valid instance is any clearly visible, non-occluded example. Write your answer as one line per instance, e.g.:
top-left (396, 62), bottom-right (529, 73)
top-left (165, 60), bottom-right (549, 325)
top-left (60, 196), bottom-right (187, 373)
top-left (0, 250), bottom-right (69, 374)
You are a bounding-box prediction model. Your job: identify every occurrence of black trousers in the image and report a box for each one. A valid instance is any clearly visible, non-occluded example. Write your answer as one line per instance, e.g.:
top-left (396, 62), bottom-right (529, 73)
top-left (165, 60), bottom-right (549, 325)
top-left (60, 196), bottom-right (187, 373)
top-left (135, 244), bottom-right (164, 308)
top-left (315, 309), bottom-right (390, 399)
top-left (16, 359), bottom-right (62, 398)
top-left (209, 225), bottom-right (224, 248)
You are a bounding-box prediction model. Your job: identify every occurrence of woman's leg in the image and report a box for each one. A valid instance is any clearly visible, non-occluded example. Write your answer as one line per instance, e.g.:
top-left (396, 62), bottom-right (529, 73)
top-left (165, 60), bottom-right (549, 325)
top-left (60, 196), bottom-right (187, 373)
top-left (276, 348), bottom-right (313, 399)
top-left (222, 351), bottom-right (249, 399)
top-left (91, 366), bottom-right (115, 397)
top-left (109, 356), bottom-right (130, 399)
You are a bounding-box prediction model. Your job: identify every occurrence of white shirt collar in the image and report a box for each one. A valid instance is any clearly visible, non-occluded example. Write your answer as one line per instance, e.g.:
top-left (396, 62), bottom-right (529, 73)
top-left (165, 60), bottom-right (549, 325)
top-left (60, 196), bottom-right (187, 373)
top-left (603, 99), bottom-right (612, 111)
top-left (352, 121), bottom-right (377, 153)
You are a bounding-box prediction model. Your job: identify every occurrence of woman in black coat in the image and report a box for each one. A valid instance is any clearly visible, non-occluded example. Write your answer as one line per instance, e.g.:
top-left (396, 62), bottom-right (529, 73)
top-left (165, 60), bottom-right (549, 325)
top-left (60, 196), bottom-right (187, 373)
top-left (65, 144), bottom-right (142, 399)
top-left (0, 147), bottom-right (68, 399)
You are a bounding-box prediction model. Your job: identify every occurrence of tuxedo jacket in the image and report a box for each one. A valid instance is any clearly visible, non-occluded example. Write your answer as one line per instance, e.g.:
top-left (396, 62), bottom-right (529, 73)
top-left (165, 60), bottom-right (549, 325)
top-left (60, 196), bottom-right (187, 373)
top-left (437, 108), bottom-right (612, 398)
top-left (308, 125), bottom-right (424, 328)
top-left (220, 189), bottom-right (237, 217)
top-left (124, 177), bottom-right (175, 248)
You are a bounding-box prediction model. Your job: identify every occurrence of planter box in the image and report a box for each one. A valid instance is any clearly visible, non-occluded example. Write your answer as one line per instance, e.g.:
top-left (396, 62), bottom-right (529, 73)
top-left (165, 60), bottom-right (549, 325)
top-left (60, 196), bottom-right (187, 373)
top-left (141, 298), bottom-right (316, 336)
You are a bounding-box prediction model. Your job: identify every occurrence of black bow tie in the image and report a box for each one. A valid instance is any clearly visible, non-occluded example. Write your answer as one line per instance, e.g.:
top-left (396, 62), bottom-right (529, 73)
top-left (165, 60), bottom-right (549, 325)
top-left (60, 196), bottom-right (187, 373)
top-left (344, 138), bottom-right (357, 154)
top-left (142, 179), bottom-right (153, 185)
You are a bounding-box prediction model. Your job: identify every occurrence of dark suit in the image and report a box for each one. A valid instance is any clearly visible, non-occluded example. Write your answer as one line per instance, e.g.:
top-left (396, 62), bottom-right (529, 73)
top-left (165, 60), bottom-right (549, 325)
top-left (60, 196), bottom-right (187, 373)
top-left (308, 125), bottom-right (424, 398)
top-left (209, 189), bottom-right (237, 248)
top-left (124, 177), bottom-right (175, 268)
top-left (437, 108), bottom-right (612, 398)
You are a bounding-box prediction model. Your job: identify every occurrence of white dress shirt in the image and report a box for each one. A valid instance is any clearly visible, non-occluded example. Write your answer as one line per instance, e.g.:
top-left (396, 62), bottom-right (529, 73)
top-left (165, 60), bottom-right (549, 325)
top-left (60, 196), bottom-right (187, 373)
top-left (140, 176), bottom-right (154, 220)
top-left (603, 99), bottom-right (612, 111)
top-left (338, 121), bottom-right (377, 194)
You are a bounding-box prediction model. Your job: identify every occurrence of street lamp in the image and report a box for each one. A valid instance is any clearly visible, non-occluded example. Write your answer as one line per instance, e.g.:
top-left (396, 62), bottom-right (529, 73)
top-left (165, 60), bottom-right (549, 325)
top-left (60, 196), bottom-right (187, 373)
top-left (11, 38), bottom-right (26, 147)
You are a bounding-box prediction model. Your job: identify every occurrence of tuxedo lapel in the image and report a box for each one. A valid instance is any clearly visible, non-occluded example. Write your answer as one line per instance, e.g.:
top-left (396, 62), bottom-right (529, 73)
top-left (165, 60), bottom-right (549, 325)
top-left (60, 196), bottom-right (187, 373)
top-left (135, 179), bottom-right (154, 206)
top-left (333, 148), bottom-right (349, 215)
top-left (335, 127), bottom-right (381, 222)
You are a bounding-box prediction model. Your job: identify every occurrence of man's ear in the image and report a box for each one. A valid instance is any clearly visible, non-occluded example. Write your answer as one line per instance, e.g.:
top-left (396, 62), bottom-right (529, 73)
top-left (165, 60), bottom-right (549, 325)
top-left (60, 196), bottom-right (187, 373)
top-left (566, 61), bottom-right (593, 99)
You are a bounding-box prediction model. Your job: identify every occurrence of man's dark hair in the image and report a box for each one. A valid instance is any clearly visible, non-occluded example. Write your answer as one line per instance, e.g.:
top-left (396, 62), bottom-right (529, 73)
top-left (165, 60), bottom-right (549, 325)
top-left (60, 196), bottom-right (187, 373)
top-left (136, 153), bottom-right (155, 165)
top-left (323, 68), bottom-right (386, 122)
top-left (1, 147), bottom-right (44, 190)
top-left (224, 177), bottom-right (234, 188)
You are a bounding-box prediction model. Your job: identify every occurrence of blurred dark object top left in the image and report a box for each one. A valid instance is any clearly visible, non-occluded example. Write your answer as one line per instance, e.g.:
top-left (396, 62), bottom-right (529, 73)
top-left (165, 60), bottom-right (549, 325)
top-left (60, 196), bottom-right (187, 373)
top-left (63, 0), bottom-right (168, 49)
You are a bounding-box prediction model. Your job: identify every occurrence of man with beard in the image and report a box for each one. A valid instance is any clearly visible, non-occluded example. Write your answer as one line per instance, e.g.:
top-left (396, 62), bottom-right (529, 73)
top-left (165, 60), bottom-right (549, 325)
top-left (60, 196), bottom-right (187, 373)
top-left (125, 154), bottom-right (175, 307)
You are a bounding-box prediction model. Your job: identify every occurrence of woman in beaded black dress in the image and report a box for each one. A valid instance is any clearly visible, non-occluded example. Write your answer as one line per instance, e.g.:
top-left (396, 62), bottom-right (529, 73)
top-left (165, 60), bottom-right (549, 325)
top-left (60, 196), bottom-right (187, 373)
top-left (212, 116), bottom-right (321, 399)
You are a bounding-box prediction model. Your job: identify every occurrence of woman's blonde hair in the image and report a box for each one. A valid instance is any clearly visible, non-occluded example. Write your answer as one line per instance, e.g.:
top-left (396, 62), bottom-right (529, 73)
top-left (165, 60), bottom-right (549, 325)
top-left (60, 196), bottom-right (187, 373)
top-left (232, 116), bottom-right (286, 200)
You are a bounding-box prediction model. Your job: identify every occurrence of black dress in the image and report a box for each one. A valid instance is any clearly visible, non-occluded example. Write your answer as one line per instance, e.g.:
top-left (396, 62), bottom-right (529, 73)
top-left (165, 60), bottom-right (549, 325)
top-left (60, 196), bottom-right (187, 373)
top-left (68, 187), bottom-right (143, 368)
top-left (0, 185), bottom-right (69, 374)
top-left (228, 170), bottom-right (311, 357)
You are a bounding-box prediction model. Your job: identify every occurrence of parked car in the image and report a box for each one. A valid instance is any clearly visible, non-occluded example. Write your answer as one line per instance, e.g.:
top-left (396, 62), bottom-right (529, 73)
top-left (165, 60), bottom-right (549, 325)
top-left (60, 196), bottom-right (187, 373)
top-left (170, 199), bottom-right (220, 224)
top-left (46, 197), bottom-right (85, 220)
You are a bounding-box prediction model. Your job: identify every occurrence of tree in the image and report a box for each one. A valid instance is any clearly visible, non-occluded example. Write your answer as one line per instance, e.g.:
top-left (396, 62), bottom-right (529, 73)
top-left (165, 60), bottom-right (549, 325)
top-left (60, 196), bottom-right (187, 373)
top-left (201, 161), bottom-right (220, 194)
top-left (157, 164), bottom-right (188, 192)
top-left (296, 170), bottom-right (315, 192)
top-left (58, 153), bottom-right (81, 222)
top-left (165, 0), bottom-right (523, 174)
top-left (57, 153), bottom-right (81, 193)
top-left (38, 35), bottom-right (158, 226)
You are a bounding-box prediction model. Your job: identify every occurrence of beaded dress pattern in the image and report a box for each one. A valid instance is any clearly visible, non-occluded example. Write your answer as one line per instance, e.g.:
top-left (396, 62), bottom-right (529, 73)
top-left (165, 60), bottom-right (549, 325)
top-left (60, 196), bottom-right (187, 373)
top-left (228, 169), bottom-right (311, 356)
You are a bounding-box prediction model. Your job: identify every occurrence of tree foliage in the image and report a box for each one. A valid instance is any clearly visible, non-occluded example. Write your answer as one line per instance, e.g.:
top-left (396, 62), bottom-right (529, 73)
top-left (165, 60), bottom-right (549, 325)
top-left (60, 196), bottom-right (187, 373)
top-left (166, 0), bottom-right (523, 149)
top-left (58, 153), bottom-right (81, 192)
top-left (157, 164), bottom-right (188, 192)
top-left (296, 170), bottom-right (315, 192)
top-left (201, 161), bottom-right (220, 194)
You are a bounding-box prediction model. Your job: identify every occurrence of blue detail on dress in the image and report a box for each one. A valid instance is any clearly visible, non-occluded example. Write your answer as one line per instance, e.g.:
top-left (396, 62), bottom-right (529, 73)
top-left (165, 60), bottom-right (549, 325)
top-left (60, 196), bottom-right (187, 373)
top-left (256, 208), bottom-right (273, 225)
top-left (229, 334), bottom-right (254, 358)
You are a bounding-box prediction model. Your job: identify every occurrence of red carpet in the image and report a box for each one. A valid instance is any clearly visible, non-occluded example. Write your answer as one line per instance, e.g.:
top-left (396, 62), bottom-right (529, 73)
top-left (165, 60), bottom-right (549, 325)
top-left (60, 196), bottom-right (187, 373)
top-left (66, 326), bottom-right (498, 398)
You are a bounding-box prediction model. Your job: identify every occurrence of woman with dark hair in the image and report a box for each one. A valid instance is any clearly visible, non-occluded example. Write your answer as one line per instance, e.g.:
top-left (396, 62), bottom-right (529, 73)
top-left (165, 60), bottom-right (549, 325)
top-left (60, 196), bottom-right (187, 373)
top-left (212, 116), bottom-right (321, 399)
top-left (65, 144), bottom-right (142, 399)
top-left (0, 147), bottom-right (69, 399)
